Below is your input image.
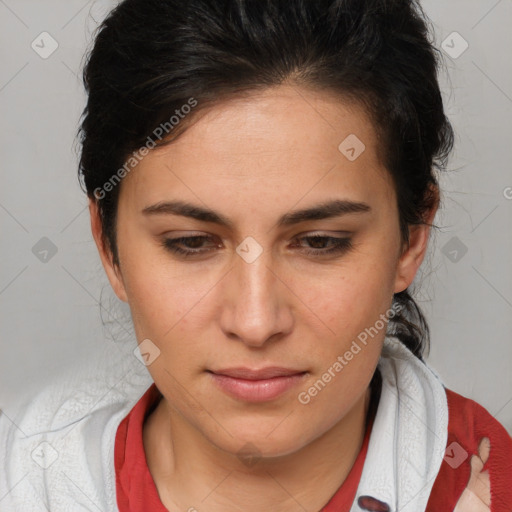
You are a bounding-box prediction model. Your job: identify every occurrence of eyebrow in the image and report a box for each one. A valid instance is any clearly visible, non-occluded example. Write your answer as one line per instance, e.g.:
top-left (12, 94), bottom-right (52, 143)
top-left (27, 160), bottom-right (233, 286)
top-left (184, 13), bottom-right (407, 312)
top-left (141, 199), bottom-right (371, 229)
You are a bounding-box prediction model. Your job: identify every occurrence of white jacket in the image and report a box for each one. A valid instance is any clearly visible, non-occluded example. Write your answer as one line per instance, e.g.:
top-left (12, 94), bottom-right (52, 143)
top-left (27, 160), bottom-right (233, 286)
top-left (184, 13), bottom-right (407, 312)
top-left (0, 336), bottom-right (448, 512)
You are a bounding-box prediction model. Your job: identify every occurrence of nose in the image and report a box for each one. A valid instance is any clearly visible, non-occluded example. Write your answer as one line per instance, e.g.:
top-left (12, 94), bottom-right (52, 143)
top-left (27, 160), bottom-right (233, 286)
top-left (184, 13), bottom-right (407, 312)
top-left (219, 246), bottom-right (293, 348)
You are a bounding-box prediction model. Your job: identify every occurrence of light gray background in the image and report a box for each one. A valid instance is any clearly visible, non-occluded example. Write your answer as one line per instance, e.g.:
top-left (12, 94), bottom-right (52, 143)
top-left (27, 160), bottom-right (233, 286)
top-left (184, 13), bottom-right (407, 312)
top-left (1, 0), bottom-right (511, 434)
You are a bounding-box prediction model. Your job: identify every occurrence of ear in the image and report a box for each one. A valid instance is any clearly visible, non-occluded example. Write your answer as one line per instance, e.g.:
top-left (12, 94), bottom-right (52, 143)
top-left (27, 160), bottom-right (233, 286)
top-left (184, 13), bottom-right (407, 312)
top-left (394, 185), bottom-right (439, 294)
top-left (89, 198), bottom-right (128, 302)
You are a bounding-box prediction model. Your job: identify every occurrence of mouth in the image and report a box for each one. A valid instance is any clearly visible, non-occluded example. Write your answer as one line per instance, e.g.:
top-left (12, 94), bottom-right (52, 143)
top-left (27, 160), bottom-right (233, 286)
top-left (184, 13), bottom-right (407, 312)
top-left (207, 367), bottom-right (308, 402)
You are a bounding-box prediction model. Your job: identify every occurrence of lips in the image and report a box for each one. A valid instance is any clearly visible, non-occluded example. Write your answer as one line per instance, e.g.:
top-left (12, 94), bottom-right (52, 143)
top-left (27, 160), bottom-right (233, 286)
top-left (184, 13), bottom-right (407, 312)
top-left (207, 366), bottom-right (308, 402)
top-left (209, 366), bottom-right (305, 380)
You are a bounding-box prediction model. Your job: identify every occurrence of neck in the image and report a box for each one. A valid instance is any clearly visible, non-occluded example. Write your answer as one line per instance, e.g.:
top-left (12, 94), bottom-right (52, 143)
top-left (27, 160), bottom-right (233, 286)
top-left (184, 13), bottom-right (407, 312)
top-left (143, 383), bottom-right (375, 512)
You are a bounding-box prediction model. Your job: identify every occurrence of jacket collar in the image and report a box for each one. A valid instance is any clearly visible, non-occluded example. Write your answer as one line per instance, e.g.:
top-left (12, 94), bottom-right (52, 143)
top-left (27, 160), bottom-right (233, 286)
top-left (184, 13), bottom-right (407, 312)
top-left (350, 336), bottom-right (448, 512)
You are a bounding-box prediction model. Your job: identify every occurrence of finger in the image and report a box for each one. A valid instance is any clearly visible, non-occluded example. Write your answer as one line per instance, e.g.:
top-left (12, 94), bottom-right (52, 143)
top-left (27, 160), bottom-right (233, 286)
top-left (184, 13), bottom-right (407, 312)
top-left (478, 437), bottom-right (491, 465)
top-left (470, 453), bottom-right (484, 476)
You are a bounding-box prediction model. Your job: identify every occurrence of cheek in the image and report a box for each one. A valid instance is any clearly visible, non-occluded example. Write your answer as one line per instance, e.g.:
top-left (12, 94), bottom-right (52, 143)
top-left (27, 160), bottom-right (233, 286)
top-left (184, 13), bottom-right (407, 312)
top-left (119, 262), bottom-right (225, 390)
top-left (295, 268), bottom-right (391, 424)
top-left (296, 345), bottom-right (381, 443)
top-left (116, 226), bottom-right (209, 339)
top-left (311, 256), bottom-right (397, 337)
top-left (124, 270), bottom-right (205, 343)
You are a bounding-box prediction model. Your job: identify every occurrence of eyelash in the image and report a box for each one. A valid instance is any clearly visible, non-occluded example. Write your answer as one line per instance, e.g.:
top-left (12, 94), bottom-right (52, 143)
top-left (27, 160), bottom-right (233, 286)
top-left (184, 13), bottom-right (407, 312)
top-left (161, 234), bottom-right (353, 258)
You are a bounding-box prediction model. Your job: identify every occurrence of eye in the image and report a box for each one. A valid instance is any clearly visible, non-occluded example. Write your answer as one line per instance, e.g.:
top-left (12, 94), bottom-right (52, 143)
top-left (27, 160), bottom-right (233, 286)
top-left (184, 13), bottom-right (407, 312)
top-left (161, 233), bottom-right (353, 258)
top-left (291, 234), bottom-right (353, 256)
top-left (161, 235), bottom-right (220, 257)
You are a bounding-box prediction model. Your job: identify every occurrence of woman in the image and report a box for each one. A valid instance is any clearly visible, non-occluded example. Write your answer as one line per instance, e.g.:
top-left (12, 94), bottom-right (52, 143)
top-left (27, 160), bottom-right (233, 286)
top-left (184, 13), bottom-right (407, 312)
top-left (1, 0), bottom-right (511, 511)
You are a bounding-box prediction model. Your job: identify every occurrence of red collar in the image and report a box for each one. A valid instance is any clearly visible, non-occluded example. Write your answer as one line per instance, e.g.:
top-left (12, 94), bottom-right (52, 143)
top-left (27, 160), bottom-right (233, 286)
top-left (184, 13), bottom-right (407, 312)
top-left (114, 383), bottom-right (373, 512)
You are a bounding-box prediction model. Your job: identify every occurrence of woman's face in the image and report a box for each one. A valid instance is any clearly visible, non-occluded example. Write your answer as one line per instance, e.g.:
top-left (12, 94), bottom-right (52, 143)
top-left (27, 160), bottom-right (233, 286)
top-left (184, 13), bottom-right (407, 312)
top-left (91, 84), bottom-right (430, 459)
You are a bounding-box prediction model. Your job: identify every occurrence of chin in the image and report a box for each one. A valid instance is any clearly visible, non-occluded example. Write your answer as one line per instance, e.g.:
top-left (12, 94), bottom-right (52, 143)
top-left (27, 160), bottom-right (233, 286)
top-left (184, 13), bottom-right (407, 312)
top-left (203, 417), bottom-right (315, 462)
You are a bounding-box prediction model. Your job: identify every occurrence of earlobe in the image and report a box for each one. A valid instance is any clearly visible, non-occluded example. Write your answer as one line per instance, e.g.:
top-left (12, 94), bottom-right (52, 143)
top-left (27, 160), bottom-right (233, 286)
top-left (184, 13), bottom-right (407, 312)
top-left (393, 224), bottom-right (431, 293)
top-left (88, 198), bottom-right (128, 303)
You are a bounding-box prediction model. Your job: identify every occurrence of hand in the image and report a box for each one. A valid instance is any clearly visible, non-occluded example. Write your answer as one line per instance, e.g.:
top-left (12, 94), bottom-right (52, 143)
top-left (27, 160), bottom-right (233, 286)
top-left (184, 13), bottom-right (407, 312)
top-left (453, 437), bottom-right (491, 512)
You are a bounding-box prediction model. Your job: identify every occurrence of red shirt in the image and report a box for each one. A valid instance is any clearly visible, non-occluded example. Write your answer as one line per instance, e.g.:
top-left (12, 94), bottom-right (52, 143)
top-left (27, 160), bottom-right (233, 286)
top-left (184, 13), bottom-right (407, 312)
top-left (115, 383), bottom-right (373, 512)
top-left (115, 384), bottom-right (512, 512)
top-left (426, 389), bottom-right (512, 512)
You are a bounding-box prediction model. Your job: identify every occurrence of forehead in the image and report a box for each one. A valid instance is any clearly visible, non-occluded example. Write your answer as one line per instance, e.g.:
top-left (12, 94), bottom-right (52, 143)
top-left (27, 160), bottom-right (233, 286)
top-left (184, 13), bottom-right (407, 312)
top-left (118, 85), bottom-right (394, 214)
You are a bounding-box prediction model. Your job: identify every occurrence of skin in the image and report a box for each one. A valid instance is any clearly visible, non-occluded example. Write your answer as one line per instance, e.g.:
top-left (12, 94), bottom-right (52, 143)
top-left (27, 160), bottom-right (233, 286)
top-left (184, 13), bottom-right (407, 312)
top-left (90, 84), bottom-right (437, 512)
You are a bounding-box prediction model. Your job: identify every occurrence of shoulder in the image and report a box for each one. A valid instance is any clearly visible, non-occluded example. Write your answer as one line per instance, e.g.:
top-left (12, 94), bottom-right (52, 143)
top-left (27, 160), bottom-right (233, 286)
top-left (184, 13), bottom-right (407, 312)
top-left (426, 387), bottom-right (512, 512)
top-left (0, 345), bottom-right (153, 512)
top-left (444, 388), bottom-right (512, 452)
